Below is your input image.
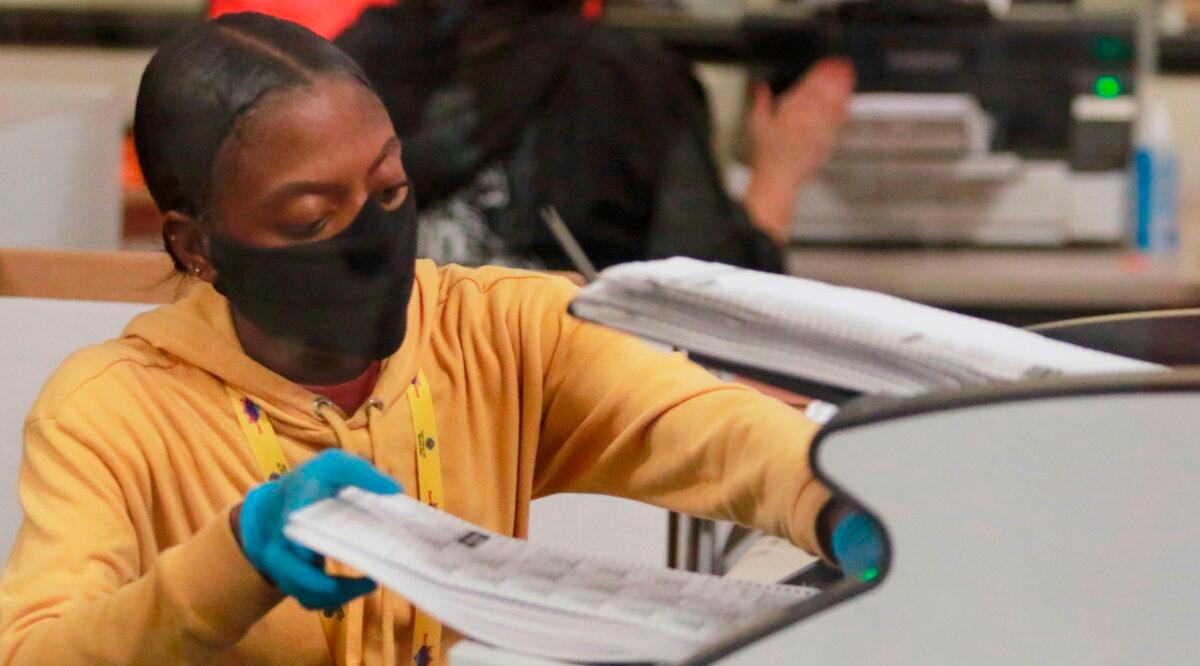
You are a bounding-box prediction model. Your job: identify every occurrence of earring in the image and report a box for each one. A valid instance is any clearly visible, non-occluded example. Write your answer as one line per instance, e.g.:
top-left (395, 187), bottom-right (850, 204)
top-left (191, 265), bottom-right (202, 275)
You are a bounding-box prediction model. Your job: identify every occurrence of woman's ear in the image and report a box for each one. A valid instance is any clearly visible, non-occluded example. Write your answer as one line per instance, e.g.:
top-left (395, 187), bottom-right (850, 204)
top-left (163, 211), bottom-right (217, 283)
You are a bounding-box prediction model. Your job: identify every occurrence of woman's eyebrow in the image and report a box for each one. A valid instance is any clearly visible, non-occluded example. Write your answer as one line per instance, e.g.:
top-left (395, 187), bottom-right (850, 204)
top-left (370, 137), bottom-right (401, 174)
top-left (264, 138), bottom-right (401, 204)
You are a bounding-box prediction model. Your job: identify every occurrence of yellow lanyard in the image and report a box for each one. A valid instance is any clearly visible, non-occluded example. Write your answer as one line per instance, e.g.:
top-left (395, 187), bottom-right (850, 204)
top-left (226, 370), bottom-right (445, 666)
top-left (405, 371), bottom-right (444, 666)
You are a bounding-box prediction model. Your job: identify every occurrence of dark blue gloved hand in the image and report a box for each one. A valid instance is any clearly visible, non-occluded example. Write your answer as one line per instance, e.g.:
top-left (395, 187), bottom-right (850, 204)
top-left (239, 449), bottom-right (401, 609)
top-left (831, 510), bottom-right (885, 579)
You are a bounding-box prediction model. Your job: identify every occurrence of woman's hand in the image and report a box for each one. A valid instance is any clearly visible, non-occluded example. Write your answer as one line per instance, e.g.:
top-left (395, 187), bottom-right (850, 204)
top-left (744, 58), bottom-right (856, 244)
top-left (236, 449), bottom-right (402, 609)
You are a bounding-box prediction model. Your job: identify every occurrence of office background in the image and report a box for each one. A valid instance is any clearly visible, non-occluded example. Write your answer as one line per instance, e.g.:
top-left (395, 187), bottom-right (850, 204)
top-left (5, 0), bottom-right (1200, 327)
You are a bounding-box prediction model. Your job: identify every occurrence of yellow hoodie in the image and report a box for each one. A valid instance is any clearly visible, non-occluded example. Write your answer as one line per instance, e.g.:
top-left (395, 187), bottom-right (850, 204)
top-left (0, 261), bottom-right (828, 665)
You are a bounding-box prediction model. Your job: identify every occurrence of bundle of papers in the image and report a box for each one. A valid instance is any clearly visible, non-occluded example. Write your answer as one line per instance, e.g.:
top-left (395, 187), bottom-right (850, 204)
top-left (286, 489), bottom-right (819, 664)
top-left (569, 258), bottom-right (1162, 398)
top-left (837, 93), bottom-right (992, 157)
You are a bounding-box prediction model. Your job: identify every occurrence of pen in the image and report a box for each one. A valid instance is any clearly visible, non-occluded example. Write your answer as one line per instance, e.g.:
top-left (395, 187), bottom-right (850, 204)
top-left (539, 206), bottom-right (599, 284)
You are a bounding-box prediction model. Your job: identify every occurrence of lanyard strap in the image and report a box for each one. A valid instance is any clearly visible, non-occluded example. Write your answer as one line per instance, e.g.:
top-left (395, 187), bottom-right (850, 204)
top-left (226, 386), bottom-right (288, 481)
top-left (406, 371), bottom-right (443, 666)
top-left (226, 370), bottom-right (445, 666)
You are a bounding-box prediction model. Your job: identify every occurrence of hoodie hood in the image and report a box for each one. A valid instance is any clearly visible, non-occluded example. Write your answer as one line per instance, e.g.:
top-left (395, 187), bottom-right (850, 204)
top-left (121, 259), bottom-right (440, 443)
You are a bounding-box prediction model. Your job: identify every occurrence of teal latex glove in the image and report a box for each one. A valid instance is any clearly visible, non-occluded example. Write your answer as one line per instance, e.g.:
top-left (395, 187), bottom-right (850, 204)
top-left (831, 510), bottom-right (884, 578)
top-left (239, 449), bottom-right (401, 609)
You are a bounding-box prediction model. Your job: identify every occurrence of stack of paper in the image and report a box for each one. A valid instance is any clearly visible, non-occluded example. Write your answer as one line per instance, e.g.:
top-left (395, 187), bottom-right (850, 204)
top-left (286, 489), bottom-right (819, 664)
top-left (837, 93), bottom-right (992, 157)
top-left (569, 258), bottom-right (1162, 398)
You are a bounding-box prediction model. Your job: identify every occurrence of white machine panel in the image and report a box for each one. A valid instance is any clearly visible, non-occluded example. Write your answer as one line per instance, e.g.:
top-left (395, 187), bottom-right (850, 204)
top-left (707, 381), bottom-right (1200, 665)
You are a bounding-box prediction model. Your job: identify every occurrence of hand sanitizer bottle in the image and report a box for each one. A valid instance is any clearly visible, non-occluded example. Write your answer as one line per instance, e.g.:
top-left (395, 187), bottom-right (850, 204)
top-left (1133, 98), bottom-right (1180, 254)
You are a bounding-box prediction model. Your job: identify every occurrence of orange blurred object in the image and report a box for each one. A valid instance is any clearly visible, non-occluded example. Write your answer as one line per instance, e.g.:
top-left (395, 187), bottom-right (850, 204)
top-left (582, 0), bottom-right (603, 21)
top-left (122, 134), bottom-right (145, 192)
top-left (209, 0), bottom-right (397, 40)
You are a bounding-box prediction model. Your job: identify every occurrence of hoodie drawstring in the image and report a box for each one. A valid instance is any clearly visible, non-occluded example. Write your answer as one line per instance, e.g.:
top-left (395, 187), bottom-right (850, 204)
top-left (315, 397), bottom-right (358, 455)
top-left (314, 398), bottom-right (369, 666)
top-left (365, 399), bottom-right (398, 666)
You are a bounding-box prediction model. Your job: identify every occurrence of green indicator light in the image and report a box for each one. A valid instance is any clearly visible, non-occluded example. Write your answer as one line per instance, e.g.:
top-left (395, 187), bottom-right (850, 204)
top-left (1095, 76), bottom-right (1122, 99)
top-left (860, 567), bottom-right (880, 582)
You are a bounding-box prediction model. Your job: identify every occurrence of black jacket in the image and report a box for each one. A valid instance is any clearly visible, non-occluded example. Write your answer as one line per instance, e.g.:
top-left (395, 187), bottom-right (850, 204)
top-left (337, 3), bottom-right (783, 272)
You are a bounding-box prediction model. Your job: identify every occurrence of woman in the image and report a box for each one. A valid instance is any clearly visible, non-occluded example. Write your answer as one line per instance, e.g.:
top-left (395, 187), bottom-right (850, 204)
top-left (0, 14), bottom-right (875, 665)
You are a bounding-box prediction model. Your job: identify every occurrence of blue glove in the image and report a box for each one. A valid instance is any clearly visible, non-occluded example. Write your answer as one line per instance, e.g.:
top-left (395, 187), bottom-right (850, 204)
top-left (239, 449), bottom-right (401, 609)
top-left (831, 510), bottom-right (885, 579)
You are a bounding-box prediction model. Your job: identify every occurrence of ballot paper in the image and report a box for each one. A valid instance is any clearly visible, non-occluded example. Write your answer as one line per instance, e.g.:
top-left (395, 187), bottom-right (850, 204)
top-left (569, 258), bottom-right (1163, 398)
top-left (285, 489), bottom-right (819, 664)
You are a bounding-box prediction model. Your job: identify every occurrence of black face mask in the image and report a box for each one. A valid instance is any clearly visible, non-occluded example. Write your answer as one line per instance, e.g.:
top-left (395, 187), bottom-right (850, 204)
top-left (208, 193), bottom-right (419, 360)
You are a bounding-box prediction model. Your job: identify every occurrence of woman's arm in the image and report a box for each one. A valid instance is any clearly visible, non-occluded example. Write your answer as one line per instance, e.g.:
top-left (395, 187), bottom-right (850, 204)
top-left (528, 279), bottom-right (832, 558)
top-left (0, 417), bottom-right (281, 664)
